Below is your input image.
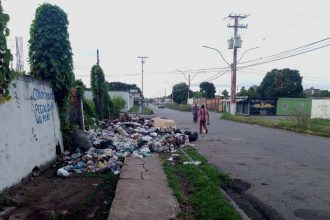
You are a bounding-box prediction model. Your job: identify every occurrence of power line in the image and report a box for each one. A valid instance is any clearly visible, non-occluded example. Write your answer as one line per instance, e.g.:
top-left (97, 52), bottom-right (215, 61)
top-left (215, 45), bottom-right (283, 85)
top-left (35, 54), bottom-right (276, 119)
top-left (238, 37), bottom-right (330, 65)
top-left (238, 43), bottom-right (330, 69)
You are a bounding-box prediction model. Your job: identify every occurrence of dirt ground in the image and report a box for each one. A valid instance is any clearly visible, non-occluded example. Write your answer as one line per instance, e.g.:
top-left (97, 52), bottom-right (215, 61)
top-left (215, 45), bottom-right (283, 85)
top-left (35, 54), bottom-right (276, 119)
top-left (0, 166), bottom-right (118, 220)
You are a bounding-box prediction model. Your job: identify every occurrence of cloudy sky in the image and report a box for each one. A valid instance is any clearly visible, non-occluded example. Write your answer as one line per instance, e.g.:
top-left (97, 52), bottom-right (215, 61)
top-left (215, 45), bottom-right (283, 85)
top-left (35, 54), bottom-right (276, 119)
top-left (3, 0), bottom-right (330, 97)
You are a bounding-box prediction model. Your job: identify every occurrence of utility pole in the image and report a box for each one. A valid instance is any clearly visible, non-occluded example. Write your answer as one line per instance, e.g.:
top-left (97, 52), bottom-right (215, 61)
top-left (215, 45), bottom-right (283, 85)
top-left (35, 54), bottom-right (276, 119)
top-left (138, 56), bottom-right (148, 113)
top-left (227, 14), bottom-right (247, 115)
top-left (97, 49), bottom-right (100, 66)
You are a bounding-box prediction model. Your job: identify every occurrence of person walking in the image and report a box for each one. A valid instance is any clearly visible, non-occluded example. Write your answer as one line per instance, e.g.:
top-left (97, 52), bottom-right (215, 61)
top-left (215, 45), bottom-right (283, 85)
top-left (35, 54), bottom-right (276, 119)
top-left (198, 105), bottom-right (209, 134)
top-left (192, 104), bottom-right (199, 123)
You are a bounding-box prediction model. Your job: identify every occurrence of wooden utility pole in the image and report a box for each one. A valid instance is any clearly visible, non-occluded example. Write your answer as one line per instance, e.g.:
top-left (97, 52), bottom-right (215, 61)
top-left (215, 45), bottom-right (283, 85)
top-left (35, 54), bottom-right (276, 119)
top-left (138, 56), bottom-right (148, 113)
top-left (227, 14), bottom-right (247, 114)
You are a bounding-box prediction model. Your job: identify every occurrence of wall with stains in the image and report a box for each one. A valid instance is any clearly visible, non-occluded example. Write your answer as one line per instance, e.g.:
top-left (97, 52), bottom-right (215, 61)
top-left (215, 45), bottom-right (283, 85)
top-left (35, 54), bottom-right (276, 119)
top-left (311, 99), bottom-right (330, 119)
top-left (0, 76), bottom-right (63, 192)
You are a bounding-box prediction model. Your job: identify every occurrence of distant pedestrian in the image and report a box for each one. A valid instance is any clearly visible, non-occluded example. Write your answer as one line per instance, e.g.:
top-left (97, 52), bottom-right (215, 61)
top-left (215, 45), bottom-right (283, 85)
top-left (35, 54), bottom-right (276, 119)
top-left (198, 105), bottom-right (209, 134)
top-left (192, 104), bottom-right (199, 123)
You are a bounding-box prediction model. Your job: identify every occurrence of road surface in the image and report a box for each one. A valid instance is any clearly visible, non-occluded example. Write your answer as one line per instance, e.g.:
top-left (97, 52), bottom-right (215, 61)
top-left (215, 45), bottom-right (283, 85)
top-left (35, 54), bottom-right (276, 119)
top-left (150, 105), bottom-right (330, 220)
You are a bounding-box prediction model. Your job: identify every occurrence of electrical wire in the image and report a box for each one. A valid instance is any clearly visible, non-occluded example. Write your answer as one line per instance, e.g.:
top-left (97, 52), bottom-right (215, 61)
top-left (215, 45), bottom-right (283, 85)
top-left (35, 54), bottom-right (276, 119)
top-left (238, 37), bottom-right (330, 65)
top-left (238, 43), bottom-right (330, 69)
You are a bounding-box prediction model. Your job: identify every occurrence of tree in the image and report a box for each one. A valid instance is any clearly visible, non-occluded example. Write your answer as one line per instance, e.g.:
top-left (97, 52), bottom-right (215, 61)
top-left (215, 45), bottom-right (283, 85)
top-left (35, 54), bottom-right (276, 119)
top-left (90, 65), bottom-right (111, 120)
top-left (172, 82), bottom-right (192, 103)
top-left (29, 3), bottom-right (74, 126)
top-left (199, 82), bottom-right (216, 98)
top-left (237, 87), bottom-right (248, 96)
top-left (237, 86), bottom-right (258, 98)
top-left (258, 68), bottom-right (303, 98)
top-left (308, 90), bottom-right (330, 97)
top-left (108, 82), bottom-right (141, 93)
top-left (192, 91), bottom-right (204, 98)
top-left (221, 89), bottom-right (229, 98)
top-left (0, 1), bottom-right (13, 104)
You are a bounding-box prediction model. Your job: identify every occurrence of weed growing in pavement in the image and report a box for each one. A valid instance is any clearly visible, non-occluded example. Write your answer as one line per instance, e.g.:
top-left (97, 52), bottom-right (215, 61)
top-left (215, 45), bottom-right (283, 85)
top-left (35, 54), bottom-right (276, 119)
top-left (161, 148), bottom-right (241, 220)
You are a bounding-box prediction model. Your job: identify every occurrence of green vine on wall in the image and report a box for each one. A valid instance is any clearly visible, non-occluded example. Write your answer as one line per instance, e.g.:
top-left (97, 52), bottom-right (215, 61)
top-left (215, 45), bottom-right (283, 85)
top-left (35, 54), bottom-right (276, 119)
top-left (0, 1), bottom-right (14, 104)
top-left (28, 3), bottom-right (74, 130)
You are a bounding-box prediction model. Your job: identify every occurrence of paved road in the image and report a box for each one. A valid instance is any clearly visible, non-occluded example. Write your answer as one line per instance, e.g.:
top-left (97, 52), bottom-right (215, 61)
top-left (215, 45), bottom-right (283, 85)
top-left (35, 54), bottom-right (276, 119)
top-left (150, 105), bottom-right (330, 220)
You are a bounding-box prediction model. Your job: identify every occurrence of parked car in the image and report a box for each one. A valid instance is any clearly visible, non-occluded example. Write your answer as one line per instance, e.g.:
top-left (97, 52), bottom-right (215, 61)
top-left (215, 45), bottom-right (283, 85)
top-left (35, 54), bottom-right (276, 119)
top-left (158, 102), bottom-right (165, 108)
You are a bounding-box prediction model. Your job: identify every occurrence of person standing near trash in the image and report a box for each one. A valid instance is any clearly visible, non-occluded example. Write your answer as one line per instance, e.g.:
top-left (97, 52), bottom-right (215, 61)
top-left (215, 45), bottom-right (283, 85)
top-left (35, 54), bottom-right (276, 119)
top-left (192, 104), bottom-right (199, 123)
top-left (198, 105), bottom-right (209, 134)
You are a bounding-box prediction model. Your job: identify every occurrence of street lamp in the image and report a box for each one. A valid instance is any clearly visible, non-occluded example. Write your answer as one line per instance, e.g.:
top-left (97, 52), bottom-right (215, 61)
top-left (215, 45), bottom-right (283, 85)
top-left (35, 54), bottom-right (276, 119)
top-left (237, 46), bottom-right (260, 63)
top-left (203, 45), bottom-right (231, 66)
top-left (203, 45), bottom-right (260, 115)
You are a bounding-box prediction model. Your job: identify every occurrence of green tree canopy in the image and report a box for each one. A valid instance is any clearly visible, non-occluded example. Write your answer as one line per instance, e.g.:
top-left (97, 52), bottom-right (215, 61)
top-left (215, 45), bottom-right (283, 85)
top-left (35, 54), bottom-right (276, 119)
top-left (29, 3), bottom-right (74, 129)
top-left (258, 68), bottom-right (303, 98)
top-left (237, 86), bottom-right (258, 98)
top-left (192, 91), bottom-right (204, 98)
top-left (0, 1), bottom-right (13, 103)
top-left (308, 90), bottom-right (330, 97)
top-left (199, 82), bottom-right (216, 98)
top-left (221, 89), bottom-right (229, 98)
top-left (172, 82), bottom-right (192, 103)
top-left (108, 82), bottom-right (141, 93)
top-left (90, 65), bottom-right (112, 120)
top-left (74, 79), bottom-right (86, 98)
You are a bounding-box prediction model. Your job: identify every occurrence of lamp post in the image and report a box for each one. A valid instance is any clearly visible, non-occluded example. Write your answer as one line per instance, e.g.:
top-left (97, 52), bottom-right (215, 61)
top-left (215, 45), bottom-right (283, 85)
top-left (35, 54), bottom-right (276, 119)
top-left (203, 45), bottom-right (235, 113)
top-left (237, 46), bottom-right (259, 63)
top-left (203, 46), bottom-right (231, 66)
top-left (203, 45), bottom-right (259, 114)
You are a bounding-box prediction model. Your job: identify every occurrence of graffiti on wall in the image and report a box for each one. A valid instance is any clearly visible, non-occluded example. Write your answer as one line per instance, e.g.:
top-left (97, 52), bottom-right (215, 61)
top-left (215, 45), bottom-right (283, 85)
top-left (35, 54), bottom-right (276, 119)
top-left (31, 88), bottom-right (54, 124)
top-left (250, 98), bottom-right (277, 115)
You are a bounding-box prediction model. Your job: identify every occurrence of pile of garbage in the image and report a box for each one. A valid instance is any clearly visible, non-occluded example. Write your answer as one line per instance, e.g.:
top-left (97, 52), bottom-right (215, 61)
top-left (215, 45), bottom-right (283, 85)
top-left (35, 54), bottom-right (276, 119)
top-left (57, 114), bottom-right (198, 177)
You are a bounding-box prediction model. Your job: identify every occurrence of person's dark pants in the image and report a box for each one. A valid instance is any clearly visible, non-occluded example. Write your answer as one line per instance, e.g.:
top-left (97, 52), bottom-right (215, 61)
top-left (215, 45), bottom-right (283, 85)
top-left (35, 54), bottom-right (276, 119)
top-left (199, 120), bottom-right (208, 133)
top-left (193, 113), bottom-right (198, 123)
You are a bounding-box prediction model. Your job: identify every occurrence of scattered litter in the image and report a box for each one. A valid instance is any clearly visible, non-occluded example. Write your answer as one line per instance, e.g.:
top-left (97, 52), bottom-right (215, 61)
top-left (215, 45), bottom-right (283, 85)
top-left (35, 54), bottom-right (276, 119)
top-left (57, 168), bottom-right (70, 177)
top-left (183, 161), bottom-right (202, 166)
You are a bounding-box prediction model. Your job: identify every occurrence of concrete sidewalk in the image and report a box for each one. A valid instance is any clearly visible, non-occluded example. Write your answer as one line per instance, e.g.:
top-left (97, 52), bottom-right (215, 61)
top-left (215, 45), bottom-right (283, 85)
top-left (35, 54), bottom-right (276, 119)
top-left (109, 153), bottom-right (180, 220)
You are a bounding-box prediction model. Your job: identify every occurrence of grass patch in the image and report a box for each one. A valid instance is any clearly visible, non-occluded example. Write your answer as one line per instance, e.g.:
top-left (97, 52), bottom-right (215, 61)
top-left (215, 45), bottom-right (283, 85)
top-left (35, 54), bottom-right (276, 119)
top-left (128, 106), bottom-right (154, 115)
top-left (166, 103), bottom-right (191, 112)
top-left (161, 147), bottom-right (241, 220)
top-left (221, 113), bottom-right (330, 138)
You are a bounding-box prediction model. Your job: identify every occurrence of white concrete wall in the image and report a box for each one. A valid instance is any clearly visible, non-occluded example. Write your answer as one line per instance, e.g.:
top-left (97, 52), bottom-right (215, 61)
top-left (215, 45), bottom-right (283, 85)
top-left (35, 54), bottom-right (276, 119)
top-left (0, 77), bottom-right (63, 192)
top-left (311, 99), bottom-right (330, 119)
top-left (84, 90), bottom-right (133, 111)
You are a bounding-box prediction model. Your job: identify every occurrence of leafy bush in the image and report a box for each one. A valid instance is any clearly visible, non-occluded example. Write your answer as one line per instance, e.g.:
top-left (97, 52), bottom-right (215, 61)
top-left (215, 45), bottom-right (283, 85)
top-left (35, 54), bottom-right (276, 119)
top-left (111, 97), bottom-right (125, 118)
top-left (0, 2), bottom-right (14, 104)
